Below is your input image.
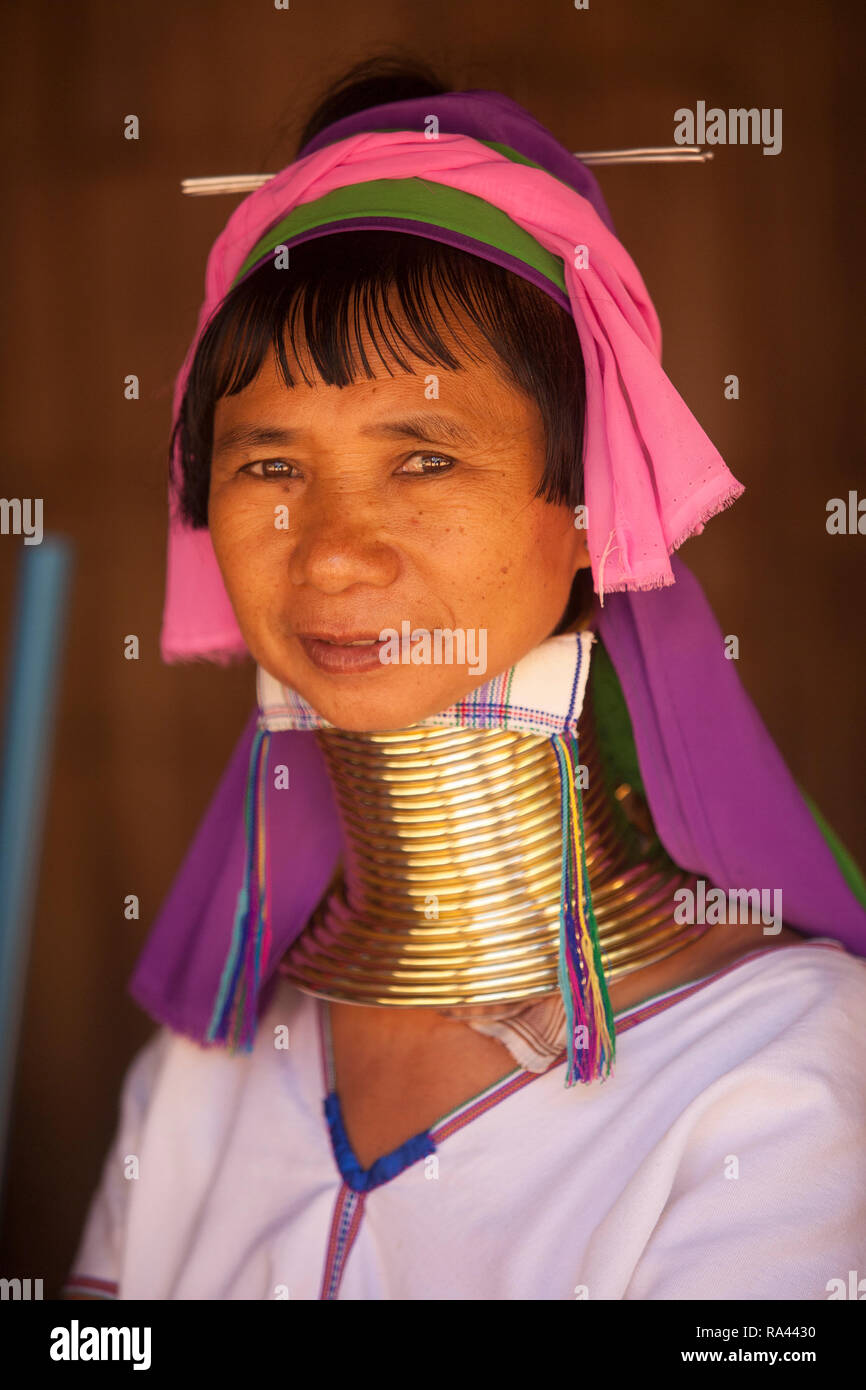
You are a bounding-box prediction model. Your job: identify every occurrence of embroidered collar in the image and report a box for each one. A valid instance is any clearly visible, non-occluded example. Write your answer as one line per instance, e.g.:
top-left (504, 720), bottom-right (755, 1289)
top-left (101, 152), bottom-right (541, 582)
top-left (256, 630), bottom-right (595, 737)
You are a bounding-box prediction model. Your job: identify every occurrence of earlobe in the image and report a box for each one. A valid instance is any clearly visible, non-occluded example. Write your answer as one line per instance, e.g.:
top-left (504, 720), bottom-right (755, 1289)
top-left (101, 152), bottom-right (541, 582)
top-left (571, 526), bottom-right (591, 578)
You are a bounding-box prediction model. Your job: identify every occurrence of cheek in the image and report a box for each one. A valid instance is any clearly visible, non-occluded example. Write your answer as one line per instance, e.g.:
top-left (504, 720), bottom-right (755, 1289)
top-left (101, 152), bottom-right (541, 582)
top-left (210, 483), bottom-right (282, 541)
top-left (208, 493), bottom-right (281, 599)
top-left (501, 506), bottom-right (577, 588)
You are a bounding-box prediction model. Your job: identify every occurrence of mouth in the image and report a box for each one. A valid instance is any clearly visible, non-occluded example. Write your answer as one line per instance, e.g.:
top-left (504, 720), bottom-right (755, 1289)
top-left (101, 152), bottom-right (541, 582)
top-left (296, 630), bottom-right (390, 675)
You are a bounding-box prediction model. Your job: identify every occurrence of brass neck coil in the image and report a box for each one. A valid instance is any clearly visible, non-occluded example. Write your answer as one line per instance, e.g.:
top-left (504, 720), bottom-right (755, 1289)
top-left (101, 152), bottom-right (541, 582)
top-left (279, 704), bottom-right (706, 1008)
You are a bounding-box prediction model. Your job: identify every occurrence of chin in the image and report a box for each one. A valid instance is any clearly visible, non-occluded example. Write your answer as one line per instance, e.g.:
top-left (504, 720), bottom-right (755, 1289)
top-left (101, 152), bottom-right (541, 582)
top-left (304, 687), bottom-right (454, 733)
top-left (293, 669), bottom-right (486, 733)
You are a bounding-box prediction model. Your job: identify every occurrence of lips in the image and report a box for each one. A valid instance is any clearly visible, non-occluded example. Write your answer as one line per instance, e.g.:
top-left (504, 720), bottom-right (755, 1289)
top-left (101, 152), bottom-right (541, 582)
top-left (296, 630), bottom-right (391, 675)
top-left (298, 631), bottom-right (383, 645)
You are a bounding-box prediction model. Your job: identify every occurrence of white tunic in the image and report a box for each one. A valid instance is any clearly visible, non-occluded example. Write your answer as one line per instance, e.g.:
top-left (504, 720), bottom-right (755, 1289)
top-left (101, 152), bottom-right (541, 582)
top-left (63, 939), bottom-right (866, 1301)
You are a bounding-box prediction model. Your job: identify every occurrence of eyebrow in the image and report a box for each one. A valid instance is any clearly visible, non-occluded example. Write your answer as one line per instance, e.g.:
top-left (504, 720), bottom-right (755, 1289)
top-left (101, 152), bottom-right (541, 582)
top-left (212, 413), bottom-right (480, 456)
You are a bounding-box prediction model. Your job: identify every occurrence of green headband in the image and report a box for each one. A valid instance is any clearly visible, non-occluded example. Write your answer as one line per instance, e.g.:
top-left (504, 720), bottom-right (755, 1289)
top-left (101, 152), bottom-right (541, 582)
top-left (230, 138), bottom-right (569, 295)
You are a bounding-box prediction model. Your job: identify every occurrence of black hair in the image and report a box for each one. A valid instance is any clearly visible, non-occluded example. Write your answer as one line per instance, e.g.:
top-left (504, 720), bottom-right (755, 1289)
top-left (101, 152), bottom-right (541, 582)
top-left (172, 53), bottom-right (592, 628)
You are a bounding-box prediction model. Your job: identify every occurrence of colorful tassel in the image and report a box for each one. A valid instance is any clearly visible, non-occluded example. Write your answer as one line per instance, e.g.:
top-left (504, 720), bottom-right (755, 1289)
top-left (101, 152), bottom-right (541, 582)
top-left (206, 726), bottom-right (273, 1052)
top-left (550, 732), bottom-right (616, 1085)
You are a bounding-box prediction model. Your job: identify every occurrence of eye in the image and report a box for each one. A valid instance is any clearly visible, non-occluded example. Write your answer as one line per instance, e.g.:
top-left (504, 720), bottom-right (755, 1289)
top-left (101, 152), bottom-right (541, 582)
top-left (396, 453), bottom-right (456, 476)
top-left (240, 459), bottom-right (298, 480)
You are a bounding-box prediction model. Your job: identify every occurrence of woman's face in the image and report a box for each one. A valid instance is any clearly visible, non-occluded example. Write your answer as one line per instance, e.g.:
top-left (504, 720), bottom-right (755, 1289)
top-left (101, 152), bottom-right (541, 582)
top-left (208, 296), bottom-right (590, 731)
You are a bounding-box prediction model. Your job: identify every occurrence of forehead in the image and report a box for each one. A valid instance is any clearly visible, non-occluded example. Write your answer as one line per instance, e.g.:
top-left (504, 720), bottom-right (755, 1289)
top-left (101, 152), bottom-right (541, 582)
top-left (213, 286), bottom-right (540, 439)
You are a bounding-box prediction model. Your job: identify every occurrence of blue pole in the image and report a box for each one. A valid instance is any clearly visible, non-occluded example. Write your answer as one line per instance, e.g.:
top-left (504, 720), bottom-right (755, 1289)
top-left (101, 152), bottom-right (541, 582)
top-left (0, 535), bottom-right (73, 1193)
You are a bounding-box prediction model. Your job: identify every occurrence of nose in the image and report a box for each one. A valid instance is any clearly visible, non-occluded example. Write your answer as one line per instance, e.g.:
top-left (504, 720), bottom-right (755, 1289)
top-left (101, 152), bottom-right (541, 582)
top-left (286, 484), bottom-right (402, 594)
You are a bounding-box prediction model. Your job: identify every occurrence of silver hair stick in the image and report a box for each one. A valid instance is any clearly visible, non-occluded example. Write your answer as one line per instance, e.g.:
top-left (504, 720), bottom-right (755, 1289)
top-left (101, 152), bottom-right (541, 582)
top-left (573, 146), bottom-right (712, 165)
top-left (180, 146), bottom-right (712, 195)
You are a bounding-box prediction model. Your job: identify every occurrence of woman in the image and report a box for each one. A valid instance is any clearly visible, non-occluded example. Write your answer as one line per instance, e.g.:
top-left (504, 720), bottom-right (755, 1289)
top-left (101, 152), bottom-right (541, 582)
top-left (63, 56), bottom-right (866, 1300)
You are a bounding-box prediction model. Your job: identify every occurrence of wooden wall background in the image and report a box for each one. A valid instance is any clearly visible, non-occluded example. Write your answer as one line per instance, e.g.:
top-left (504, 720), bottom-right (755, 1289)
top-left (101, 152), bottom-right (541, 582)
top-left (1, 0), bottom-right (863, 1293)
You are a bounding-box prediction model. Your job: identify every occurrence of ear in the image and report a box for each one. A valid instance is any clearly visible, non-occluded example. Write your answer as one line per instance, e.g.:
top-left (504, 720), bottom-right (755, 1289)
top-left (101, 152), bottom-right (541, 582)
top-left (553, 542), bottom-right (595, 637)
top-left (571, 523), bottom-right (591, 579)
